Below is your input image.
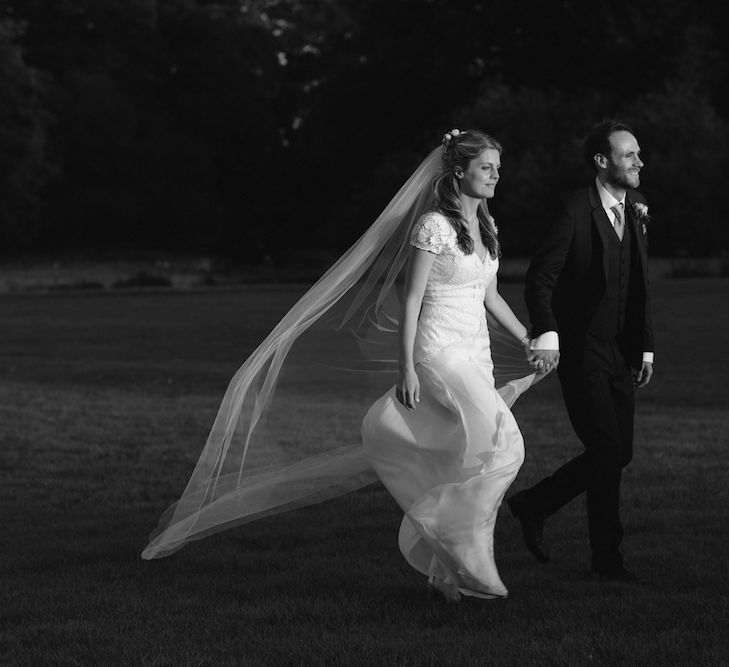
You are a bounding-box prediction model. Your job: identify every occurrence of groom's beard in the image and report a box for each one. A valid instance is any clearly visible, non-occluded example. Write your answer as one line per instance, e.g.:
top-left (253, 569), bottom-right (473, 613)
top-left (606, 163), bottom-right (640, 190)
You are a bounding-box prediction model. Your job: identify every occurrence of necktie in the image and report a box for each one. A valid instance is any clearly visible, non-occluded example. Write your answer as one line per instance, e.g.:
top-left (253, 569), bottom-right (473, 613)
top-left (610, 203), bottom-right (625, 241)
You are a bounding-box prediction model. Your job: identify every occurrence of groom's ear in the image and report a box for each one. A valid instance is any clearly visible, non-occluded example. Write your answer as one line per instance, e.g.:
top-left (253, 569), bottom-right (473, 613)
top-left (594, 153), bottom-right (608, 170)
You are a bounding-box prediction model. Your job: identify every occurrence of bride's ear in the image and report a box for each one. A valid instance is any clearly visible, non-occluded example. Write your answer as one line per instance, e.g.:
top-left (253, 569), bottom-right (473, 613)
top-left (454, 168), bottom-right (464, 179)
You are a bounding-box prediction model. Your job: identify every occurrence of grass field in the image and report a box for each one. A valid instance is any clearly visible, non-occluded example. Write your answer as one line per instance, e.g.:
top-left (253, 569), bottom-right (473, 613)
top-left (1, 278), bottom-right (728, 666)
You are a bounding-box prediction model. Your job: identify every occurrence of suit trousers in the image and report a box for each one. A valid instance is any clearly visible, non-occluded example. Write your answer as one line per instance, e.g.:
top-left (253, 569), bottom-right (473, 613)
top-left (527, 334), bottom-right (635, 571)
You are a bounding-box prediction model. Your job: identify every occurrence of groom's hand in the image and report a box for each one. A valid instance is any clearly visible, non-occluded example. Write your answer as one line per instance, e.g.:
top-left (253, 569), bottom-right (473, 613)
top-left (529, 349), bottom-right (560, 373)
top-left (633, 361), bottom-right (653, 388)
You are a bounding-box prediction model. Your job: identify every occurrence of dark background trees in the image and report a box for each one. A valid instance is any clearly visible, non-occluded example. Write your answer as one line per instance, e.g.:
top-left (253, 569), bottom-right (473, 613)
top-left (2, 0), bottom-right (728, 261)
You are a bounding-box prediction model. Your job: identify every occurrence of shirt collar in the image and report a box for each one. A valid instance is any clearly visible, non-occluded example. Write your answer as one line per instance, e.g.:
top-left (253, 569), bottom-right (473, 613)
top-left (595, 176), bottom-right (626, 211)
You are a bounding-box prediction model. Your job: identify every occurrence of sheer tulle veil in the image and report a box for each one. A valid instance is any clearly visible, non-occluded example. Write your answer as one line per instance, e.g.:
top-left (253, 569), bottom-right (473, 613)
top-left (142, 144), bottom-right (538, 560)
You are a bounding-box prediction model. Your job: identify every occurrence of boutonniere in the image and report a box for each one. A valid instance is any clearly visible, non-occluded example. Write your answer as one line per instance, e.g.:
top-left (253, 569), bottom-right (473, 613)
top-left (632, 202), bottom-right (650, 236)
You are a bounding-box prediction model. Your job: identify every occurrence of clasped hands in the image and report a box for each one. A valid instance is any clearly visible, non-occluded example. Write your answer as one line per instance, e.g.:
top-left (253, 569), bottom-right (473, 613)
top-left (527, 348), bottom-right (559, 374)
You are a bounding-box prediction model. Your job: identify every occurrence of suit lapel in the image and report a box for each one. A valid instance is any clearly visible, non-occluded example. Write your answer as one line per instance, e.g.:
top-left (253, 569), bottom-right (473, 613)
top-left (589, 184), bottom-right (611, 281)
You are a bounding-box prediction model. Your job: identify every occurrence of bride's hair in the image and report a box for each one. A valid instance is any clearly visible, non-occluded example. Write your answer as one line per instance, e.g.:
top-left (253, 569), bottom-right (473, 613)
top-left (434, 130), bottom-right (501, 259)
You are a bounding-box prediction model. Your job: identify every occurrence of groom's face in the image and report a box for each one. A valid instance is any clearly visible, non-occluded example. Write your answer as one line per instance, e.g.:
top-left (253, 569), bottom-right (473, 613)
top-left (604, 131), bottom-right (643, 190)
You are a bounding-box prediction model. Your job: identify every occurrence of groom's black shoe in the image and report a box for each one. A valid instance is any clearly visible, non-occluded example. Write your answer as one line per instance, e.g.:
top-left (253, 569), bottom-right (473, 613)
top-left (507, 491), bottom-right (550, 564)
top-left (593, 564), bottom-right (647, 585)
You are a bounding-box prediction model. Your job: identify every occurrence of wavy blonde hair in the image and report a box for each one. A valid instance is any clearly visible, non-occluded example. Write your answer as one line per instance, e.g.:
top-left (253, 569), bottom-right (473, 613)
top-left (434, 130), bottom-right (501, 259)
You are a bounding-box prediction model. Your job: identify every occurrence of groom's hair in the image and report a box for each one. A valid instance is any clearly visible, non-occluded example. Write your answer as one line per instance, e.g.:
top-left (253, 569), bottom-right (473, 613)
top-left (583, 119), bottom-right (635, 171)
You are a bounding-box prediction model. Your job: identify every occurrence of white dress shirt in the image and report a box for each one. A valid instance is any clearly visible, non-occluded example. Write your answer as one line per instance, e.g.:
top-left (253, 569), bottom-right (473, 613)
top-left (530, 177), bottom-right (654, 364)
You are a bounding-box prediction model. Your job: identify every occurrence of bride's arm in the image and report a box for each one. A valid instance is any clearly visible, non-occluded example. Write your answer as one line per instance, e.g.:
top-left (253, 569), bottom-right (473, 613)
top-left (397, 247), bottom-right (435, 409)
top-left (483, 277), bottom-right (530, 349)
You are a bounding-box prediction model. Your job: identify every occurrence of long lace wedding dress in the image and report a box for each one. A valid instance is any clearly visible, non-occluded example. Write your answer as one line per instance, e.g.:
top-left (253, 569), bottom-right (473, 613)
top-left (362, 211), bottom-right (527, 599)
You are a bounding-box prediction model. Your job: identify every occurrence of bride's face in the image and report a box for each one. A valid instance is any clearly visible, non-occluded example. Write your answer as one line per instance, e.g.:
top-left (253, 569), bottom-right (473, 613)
top-left (459, 148), bottom-right (501, 200)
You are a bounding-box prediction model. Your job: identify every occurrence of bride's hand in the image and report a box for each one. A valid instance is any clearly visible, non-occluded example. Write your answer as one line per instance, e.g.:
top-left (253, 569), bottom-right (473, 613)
top-left (396, 367), bottom-right (420, 411)
top-left (520, 335), bottom-right (532, 359)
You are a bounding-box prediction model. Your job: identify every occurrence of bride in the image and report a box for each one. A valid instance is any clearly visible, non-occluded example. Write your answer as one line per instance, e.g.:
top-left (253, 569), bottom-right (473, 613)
top-left (142, 129), bottom-right (543, 601)
top-left (363, 129), bottom-right (540, 601)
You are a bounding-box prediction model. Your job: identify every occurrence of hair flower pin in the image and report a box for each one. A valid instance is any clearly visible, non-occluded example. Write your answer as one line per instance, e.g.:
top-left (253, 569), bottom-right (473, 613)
top-left (441, 128), bottom-right (461, 152)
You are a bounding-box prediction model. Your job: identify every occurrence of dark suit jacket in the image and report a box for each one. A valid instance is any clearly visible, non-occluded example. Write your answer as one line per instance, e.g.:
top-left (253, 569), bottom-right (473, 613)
top-left (525, 183), bottom-right (654, 369)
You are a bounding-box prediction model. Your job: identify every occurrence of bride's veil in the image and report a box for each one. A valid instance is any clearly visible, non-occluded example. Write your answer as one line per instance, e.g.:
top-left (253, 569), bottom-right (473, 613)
top-left (142, 145), bottom-right (537, 560)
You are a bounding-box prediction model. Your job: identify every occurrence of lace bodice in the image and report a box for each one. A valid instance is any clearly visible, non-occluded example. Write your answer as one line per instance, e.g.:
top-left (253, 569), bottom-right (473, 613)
top-left (410, 212), bottom-right (499, 362)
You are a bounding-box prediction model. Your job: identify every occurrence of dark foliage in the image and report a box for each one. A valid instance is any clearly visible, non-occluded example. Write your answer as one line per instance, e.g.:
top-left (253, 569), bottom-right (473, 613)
top-left (0, 17), bottom-right (55, 250)
top-left (2, 0), bottom-right (729, 259)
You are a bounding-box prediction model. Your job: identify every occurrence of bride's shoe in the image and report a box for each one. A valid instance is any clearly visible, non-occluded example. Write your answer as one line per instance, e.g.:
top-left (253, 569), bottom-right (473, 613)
top-left (427, 575), bottom-right (461, 603)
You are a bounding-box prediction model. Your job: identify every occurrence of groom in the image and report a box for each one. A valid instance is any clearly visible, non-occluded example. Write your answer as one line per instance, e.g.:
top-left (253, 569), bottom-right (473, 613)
top-left (510, 119), bottom-right (654, 582)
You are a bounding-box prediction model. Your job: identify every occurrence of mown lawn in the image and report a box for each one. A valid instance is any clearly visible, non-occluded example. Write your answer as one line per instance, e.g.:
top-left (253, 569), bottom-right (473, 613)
top-left (1, 279), bottom-right (728, 666)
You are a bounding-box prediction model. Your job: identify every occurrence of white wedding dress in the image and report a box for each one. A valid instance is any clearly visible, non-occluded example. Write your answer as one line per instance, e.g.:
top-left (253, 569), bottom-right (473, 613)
top-left (362, 212), bottom-right (527, 599)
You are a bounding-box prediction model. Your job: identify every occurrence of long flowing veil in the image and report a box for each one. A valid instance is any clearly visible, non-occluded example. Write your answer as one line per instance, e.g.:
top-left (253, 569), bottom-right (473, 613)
top-left (142, 146), bottom-right (538, 560)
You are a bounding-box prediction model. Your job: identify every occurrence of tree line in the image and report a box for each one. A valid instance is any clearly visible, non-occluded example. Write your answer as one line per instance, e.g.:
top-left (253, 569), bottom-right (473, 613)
top-left (2, 0), bottom-right (729, 261)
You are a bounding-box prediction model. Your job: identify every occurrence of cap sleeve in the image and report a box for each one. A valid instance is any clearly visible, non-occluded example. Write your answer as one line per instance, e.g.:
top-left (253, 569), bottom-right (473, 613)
top-left (410, 212), bottom-right (454, 255)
